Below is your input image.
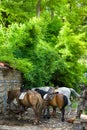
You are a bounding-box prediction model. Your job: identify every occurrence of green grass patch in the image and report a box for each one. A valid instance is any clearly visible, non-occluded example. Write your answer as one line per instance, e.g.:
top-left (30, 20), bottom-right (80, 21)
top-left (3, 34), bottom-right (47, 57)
top-left (72, 100), bottom-right (78, 109)
top-left (84, 110), bottom-right (87, 115)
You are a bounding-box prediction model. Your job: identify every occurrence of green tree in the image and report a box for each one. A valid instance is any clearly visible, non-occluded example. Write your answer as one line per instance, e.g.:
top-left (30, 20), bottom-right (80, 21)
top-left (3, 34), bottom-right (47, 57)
top-left (0, 0), bottom-right (87, 90)
top-left (53, 21), bottom-right (87, 88)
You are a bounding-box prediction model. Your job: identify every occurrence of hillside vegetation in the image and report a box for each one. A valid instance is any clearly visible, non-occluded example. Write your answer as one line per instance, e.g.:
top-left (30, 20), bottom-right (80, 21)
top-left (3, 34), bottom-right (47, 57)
top-left (0, 0), bottom-right (87, 89)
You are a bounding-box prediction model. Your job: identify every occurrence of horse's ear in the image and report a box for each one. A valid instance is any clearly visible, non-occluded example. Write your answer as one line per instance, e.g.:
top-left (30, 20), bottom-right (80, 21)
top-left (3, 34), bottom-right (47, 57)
top-left (54, 85), bottom-right (59, 89)
top-left (48, 88), bottom-right (54, 93)
top-left (35, 88), bottom-right (39, 91)
top-left (48, 94), bottom-right (54, 100)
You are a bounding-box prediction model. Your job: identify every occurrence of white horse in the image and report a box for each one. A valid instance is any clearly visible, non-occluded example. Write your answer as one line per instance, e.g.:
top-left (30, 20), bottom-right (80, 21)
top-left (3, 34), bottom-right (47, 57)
top-left (54, 87), bottom-right (80, 114)
top-left (32, 86), bottom-right (53, 92)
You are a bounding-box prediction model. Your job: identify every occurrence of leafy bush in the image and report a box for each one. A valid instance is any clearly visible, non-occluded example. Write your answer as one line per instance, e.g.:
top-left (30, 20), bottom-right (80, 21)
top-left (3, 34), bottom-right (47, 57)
top-left (0, 18), bottom-right (87, 90)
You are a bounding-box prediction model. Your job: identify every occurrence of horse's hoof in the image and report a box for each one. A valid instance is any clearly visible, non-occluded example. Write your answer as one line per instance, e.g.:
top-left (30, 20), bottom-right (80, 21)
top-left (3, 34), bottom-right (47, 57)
top-left (46, 114), bottom-right (51, 119)
top-left (43, 114), bottom-right (50, 119)
top-left (61, 119), bottom-right (65, 122)
top-left (33, 121), bottom-right (39, 125)
top-left (33, 122), bottom-right (38, 125)
top-left (47, 116), bottom-right (50, 119)
top-left (67, 112), bottom-right (71, 115)
top-left (43, 115), bottom-right (47, 119)
top-left (51, 113), bottom-right (56, 118)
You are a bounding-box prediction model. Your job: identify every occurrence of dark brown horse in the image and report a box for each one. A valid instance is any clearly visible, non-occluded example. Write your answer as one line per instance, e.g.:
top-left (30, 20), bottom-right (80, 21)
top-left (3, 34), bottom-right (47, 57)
top-left (43, 92), bottom-right (68, 121)
top-left (7, 88), bottom-right (44, 124)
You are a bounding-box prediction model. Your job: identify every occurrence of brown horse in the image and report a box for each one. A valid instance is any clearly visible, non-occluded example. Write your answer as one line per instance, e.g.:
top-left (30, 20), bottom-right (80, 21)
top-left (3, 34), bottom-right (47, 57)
top-left (7, 88), bottom-right (44, 124)
top-left (44, 92), bottom-right (68, 121)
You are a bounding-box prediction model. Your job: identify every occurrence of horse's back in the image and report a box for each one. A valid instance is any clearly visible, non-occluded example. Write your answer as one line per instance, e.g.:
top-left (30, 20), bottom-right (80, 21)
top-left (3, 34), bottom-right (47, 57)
top-left (48, 94), bottom-right (63, 108)
top-left (48, 95), bottom-right (58, 107)
top-left (56, 94), bottom-right (65, 109)
top-left (48, 93), bottom-right (68, 110)
top-left (54, 87), bottom-right (71, 98)
top-left (32, 86), bottom-right (53, 92)
top-left (21, 90), bottom-right (43, 107)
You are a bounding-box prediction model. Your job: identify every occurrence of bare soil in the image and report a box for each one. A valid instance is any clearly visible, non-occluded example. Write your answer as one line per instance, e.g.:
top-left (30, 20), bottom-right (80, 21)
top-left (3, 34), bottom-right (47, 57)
top-left (0, 108), bottom-right (77, 130)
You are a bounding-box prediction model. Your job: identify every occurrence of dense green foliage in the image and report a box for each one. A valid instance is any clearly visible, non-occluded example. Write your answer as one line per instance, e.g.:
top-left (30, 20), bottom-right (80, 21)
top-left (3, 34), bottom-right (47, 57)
top-left (0, 0), bottom-right (87, 90)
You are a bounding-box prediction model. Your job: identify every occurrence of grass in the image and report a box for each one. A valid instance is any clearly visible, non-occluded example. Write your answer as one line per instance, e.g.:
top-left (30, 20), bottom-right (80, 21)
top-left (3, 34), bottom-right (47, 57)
top-left (84, 110), bottom-right (87, 115)
top-left (72, 100), bottom-right (78, 109)
top-left (72, 100), bottom-right (87, 115)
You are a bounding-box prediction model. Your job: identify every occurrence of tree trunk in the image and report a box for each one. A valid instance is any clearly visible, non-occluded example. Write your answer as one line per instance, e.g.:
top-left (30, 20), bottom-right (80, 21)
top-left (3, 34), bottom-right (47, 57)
top-left (51, 9), bottom-right (54, 19)
top-left (36, 0), bottom-right (41, 17)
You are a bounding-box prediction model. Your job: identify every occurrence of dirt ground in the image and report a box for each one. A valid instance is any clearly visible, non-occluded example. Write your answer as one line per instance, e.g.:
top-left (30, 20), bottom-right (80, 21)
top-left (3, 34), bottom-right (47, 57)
top-left (0, 108), bottom-right (77, 130)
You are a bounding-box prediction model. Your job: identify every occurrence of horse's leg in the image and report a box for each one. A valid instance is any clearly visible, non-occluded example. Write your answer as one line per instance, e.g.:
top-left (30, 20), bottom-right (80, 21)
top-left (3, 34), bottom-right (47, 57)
top-left (76, 103), bottom-right (83, 119)
top-left (43, 107), bottom-right (50, 119)
top-left (46, 107), bottom-right (50, 119)
top-left (51, 107), bottom-right (56, 117)
top-left (67, 98), bottom-right (71, 115)
top-left (33, 107), bottom-right (38, 124)
top-left (8, 104), bottom-right (11, 119)
top-left (32, 106), bottom-right (40, 125)
top-left (61, 108), bottom-right (65, 122)
top-left (17, 105), bottom-right (25, 120)
top-left (66, 104), bottom-right (72, 115)
top-left (8, 103), bottom-right (16, 119)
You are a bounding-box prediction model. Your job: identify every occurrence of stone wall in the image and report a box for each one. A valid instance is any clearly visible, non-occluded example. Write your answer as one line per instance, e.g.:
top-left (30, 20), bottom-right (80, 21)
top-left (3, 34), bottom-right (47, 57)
top-left (0, 66), bottom-right (22, 113)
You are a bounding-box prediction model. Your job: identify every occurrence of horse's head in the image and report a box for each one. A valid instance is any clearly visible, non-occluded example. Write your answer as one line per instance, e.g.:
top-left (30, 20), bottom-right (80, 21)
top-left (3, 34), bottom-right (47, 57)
top-left (43, 92), bottom-right (59, 101)
top-left (7, 88), bottom-right (20, 104)
top-left (43, 93), bottom-right (53, 101)
top-left (7, 90), bottom-right (14, 104)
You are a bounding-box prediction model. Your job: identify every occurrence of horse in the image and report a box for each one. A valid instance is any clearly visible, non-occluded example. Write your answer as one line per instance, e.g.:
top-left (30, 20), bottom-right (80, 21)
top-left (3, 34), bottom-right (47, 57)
top-left (54, 86), bottom-right (80, 114)
top-left (7, 88), bottom-right (44, 124)
top-left (44, 92), bottom-right (68, 121)
top-left (34, 88), bottom-right (51, 119)
top-left (35, 89), bottom-right (68, 121)
top-left (32, 86), bottom-right (54, 93)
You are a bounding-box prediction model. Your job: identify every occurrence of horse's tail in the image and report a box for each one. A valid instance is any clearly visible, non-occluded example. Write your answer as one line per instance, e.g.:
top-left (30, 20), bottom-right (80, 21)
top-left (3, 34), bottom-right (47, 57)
top-left (62, 95), bottom-right (68, 109)
top-left (36, 96), bottom-right (43, 114)
top-left (70, 88), bottom-right (80, 97)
